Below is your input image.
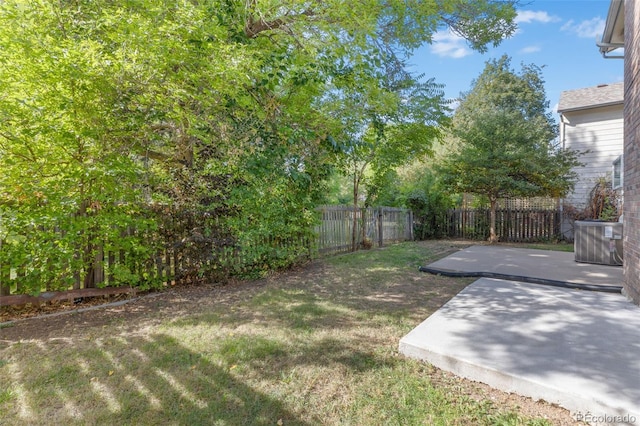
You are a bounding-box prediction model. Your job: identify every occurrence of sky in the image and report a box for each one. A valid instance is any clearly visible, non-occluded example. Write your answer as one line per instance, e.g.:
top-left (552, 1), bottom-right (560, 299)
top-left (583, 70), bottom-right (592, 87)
top-left (409, 0), bottom-right (623, 115)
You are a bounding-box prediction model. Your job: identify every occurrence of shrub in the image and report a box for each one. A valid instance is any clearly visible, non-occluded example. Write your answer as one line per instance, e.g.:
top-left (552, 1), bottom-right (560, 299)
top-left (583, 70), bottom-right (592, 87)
top-left (407, 187), bottom-right (454, 240)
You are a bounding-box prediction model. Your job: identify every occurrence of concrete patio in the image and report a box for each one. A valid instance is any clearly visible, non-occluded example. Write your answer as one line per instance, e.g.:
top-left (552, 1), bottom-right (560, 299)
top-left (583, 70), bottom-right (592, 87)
top-left (421, 245), bottom-right (623, 292)
top-left (400, 246), bottom-right (640, 425)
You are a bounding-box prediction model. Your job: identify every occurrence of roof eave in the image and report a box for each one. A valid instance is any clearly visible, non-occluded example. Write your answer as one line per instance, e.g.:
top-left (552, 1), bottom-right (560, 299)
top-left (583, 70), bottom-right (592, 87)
top-left (558, 100), bottom-right (624, 114)
top-left (598, 0), bottom-right (624, 57)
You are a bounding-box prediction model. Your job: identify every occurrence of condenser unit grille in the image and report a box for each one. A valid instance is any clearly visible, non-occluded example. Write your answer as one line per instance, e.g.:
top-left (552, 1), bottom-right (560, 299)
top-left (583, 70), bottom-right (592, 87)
top-left (574, 221), bottom-right (623, 266)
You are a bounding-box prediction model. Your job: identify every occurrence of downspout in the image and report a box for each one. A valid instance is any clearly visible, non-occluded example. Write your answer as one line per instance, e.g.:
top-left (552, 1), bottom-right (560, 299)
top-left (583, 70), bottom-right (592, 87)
top-left (560, 114), bottom-right (567, 151)
top-left (559, 114), bottom-right (568, 237)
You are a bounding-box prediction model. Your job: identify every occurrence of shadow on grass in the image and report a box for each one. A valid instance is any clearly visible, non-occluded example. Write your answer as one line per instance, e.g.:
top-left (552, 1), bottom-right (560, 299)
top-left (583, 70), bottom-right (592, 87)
top-left (1, 330), bottom-right (399, 425)
top-left (0, 245), bottom-right (466, 423)
top-left (167, 287), bottom-right (359, 332)
top-left (1, 332), bottom-right (313, 425)
top-left (158, 255), bottom-right (473, 340)
top-left (0, 241), bottom-right (570, 425)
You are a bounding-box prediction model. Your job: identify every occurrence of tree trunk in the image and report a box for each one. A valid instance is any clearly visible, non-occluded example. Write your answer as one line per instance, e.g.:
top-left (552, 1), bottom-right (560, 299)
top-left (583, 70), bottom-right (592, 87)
top-left (489, 197), bottom-right (498, 243)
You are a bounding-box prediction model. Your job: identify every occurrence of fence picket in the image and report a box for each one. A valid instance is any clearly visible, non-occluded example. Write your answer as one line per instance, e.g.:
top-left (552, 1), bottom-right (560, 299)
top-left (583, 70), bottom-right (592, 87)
top-left (315, 206), bottom-right (412, 256)
top-left (1, 204), bottom-right (559, 306)
top-left (435, 208), bottom-right (561, 242)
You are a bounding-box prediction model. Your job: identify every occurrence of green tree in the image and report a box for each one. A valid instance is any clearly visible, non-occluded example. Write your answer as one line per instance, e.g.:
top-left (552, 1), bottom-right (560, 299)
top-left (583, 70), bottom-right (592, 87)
top-left (241, 0), bottom-right (518, 51)
top-left (0, 0), bottom-right (521, 292)
top-left (437, 55), bottom-right (582, 243)
top-left (186, 0), bottom-right (520, 256)
top-left (0, 1), bottom-right (163, 291)
top-left (322, 69), bottom-right (449, 250)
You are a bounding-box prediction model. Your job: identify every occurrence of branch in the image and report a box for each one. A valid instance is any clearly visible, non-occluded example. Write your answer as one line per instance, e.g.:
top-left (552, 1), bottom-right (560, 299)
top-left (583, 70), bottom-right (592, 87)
top-left (244, 8), bottom-right (315, 38)
top-left (0, 131), bottom-right (40, 163)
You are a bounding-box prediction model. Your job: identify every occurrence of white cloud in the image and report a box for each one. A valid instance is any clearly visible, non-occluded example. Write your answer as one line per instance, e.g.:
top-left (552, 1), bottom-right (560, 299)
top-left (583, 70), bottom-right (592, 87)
top-left (561, 17), bottom-right (605, 38)
top-left (430, 30), bottom-right (472, 59)
top-left (520, 45), bottom-right (541, 54)
top-left (515, 10), bottom-right (560, 24)
top-left (448, 99), bottom-right (461, 111)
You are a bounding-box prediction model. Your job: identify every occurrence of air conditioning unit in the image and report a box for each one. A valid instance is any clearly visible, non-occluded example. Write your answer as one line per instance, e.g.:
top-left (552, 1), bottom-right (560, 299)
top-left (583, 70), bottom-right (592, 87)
top-left (574, 221), bottom-right (623, 266)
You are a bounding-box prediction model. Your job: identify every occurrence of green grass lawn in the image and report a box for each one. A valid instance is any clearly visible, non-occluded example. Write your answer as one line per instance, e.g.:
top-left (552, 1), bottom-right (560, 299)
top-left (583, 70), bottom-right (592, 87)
top-left (0, 241), bottom-right (573, 425)
top-left (522, 243), bottom-right (574, 252)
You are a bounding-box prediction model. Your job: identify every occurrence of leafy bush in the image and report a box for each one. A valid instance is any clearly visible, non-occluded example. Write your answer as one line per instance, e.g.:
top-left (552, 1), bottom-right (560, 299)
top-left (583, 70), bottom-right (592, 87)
top-left (407, 186), bottom-right (455, 240)
top-left (0, 205), bottom-right (159, 296)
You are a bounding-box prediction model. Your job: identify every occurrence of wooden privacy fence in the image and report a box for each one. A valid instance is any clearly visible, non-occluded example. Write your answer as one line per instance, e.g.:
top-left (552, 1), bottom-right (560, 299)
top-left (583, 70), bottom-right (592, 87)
top-left (316, 206), bottom-right (414, 255)
top-left (444, 208), bottom-right (562, 242)
top-left (0, 206), bottom-right (412, 306)
top-left (0, 232), bottom-right (314, 307)
top-left (0, 205), bottom-right (562, 306)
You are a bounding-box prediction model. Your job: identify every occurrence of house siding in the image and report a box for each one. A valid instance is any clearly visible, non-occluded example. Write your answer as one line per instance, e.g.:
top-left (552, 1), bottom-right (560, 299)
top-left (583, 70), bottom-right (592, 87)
top-left (623, 0), bottom-right (640, 305)
top-left (562, 105), bottom-right (624, 209)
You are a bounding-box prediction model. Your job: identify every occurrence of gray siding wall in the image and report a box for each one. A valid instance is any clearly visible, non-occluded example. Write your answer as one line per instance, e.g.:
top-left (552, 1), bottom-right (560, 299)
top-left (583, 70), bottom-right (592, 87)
top-left (561, 105), bottom-right (624, 209)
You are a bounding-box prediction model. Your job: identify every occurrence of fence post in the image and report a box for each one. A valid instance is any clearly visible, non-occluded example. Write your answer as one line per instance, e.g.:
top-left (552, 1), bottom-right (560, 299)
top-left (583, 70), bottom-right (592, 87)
top-left (408, 210), bottom-right (414, 241)
top-left (378, 208), bottom-right (384, 247)
top-left (0, 239), bottom-right (9, 296)
top-left (0, 240), bottom-right (11, 296)
top-left (94, 244), bottom-right (104, 287)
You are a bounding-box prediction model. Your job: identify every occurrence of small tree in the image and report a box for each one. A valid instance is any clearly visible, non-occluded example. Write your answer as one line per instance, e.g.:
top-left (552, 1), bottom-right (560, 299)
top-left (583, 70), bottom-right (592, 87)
top-left (438, 56), bottom-right (582, 242)
top-left (324, 70), bottom-right (448, 250)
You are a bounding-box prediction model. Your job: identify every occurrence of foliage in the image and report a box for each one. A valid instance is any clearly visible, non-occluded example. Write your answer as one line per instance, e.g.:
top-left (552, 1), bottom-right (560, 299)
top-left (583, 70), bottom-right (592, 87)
top-left (0, 1), bottom-right (165, 294)
top-left (324, 172), bottom-right (355, 205)
top-left (586, 177), bottom-right (620, 221)
top-left (563, 177), bottom-right (621, 228)
top-left (0, 206), bottom-right (160, 295)
top-left (403, 170), bottom-right (456, 239)
top-left (437, 55), bottom-right (582, 242)
top-left (324, 69), bottom-right (449, 209)
top-left (407, 190), bottom-right (452, 239)
top-left (320, 0), bottom-right (520, 251)
top-left (317, 0), bottom-right (519, 217)
top-left (0, 0), bottom-right (520, 293)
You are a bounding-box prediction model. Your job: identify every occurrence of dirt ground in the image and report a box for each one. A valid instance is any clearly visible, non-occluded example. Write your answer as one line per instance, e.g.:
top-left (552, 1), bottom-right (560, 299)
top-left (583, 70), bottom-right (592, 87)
top-left (0, 240), bottom-right (584, 425)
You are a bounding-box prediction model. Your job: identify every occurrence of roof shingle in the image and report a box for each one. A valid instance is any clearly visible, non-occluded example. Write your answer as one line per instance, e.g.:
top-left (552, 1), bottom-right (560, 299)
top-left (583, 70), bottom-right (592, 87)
top-left (557, 82), bottom-right (624, 113)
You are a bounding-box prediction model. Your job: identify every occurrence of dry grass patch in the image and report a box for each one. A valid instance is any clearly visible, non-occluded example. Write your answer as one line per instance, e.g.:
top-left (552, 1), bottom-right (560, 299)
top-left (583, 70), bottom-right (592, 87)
top-left (0, 240), bottom-right (582, 425)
